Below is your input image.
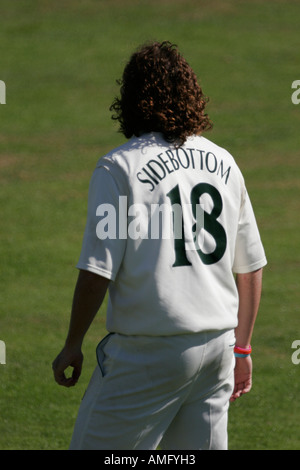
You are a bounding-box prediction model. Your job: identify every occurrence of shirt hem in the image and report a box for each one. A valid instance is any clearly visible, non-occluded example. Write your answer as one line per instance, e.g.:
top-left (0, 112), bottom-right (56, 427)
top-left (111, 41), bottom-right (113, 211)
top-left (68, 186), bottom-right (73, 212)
top-left (232, 257), bottom-right (267, 274)
top-left (76, 263), bottom-right (115, 281)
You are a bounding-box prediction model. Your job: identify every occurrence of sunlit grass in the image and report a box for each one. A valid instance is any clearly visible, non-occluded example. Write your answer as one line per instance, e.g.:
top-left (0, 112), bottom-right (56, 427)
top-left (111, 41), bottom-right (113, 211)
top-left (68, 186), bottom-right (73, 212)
top-left (0, 0), bottom-right (299, 450)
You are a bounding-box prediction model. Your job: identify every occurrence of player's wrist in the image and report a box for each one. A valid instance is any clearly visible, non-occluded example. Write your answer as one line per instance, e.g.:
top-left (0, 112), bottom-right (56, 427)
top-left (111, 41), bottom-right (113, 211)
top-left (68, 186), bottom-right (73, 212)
top-left (234, 344), bottom-right (252, 358)
top-left (64, 335), bottom-right (84, 352)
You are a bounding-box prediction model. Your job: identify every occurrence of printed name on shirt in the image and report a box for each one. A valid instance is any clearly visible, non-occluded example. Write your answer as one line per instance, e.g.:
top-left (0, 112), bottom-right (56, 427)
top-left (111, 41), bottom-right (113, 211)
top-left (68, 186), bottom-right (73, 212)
top-left (136, 147), bottom-right (231, 191)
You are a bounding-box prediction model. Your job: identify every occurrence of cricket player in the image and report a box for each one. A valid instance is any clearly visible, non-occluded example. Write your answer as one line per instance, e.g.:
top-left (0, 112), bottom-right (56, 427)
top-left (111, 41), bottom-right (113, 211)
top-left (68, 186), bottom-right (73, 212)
top-left (52, 41), bottom-right (267, 450)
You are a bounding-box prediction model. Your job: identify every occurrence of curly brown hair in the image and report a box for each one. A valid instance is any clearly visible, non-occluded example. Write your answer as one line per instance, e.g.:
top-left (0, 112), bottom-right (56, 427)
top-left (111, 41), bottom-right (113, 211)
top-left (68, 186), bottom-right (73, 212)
top-left (110, 41), bottom-right (213, 147)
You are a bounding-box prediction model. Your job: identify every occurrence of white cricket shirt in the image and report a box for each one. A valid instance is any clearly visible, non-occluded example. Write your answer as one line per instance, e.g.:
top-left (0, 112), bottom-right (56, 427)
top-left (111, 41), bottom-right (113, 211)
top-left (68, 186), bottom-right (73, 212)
top-left (77, 133), bottom-right (267, 335)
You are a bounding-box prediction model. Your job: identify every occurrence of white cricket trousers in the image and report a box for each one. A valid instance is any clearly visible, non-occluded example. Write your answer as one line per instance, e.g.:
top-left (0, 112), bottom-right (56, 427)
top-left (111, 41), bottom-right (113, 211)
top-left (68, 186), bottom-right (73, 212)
top-left (69, 329), bottom-right (235, 450)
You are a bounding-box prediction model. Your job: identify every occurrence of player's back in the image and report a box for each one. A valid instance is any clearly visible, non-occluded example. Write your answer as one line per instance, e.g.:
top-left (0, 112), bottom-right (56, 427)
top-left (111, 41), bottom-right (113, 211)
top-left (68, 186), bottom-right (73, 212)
top-left (78, 132), bottom-right (266, 335)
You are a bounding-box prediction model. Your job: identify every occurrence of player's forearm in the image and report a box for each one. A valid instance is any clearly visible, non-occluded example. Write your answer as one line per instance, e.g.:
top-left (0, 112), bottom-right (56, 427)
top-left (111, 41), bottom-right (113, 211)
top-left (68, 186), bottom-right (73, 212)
top-left (64, 270), bottom-right (110, 349)
top-left (235, 268), bottom-right (263, 348)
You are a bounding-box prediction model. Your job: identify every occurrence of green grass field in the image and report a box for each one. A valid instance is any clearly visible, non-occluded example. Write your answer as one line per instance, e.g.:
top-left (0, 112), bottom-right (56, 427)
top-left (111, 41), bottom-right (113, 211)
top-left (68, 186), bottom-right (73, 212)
top-left (0, 0), bottom-right (299, 450)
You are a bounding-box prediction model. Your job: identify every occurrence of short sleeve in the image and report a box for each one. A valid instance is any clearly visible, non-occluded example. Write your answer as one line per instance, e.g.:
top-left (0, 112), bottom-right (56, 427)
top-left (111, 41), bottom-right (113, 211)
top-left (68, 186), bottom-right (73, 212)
top-left (76, 167), bottom-right (127, 281)
top-left (232, 188), bottom-right (267, 274)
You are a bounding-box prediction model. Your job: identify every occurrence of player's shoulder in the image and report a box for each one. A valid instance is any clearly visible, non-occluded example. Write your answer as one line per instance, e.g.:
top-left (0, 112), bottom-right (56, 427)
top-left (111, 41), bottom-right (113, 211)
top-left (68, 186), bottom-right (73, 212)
top-left (98, 135), bottom-right (156, 162)
top-left (96, 140), bottom-right (129, 167)
top-left (196, 135), bottom-right (244, 175)
top-left (90, 135), bottom-right (155, 194)
top-left (192, 135), bottom-right (236, 162)
top-left (95, 133), bottom-right (168, 177)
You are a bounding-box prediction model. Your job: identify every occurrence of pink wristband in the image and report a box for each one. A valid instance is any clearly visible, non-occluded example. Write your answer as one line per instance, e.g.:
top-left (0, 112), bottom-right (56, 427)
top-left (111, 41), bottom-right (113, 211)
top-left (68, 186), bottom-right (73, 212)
top-left (234, 345), bottom-right (252, 355)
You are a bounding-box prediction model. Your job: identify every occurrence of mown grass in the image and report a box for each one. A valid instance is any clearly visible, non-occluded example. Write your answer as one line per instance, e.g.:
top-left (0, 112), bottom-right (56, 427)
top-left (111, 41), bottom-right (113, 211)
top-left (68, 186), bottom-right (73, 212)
top-left (0, 0), bottom-right (299, 450)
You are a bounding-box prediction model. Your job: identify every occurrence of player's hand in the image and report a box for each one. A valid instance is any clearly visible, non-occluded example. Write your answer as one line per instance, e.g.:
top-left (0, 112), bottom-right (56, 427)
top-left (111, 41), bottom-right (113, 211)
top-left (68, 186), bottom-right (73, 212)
top-left (230, 355), bottom-right (252, 402)
top-left (52, 346), bottom-right (83, 388)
